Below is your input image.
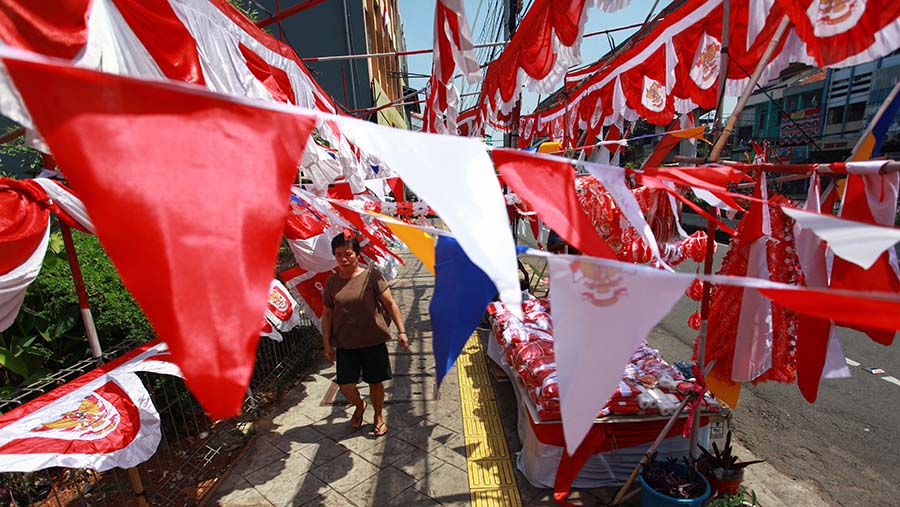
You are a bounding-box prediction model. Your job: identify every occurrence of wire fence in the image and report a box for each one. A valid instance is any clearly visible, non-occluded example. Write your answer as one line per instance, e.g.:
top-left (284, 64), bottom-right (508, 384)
top-left (0, 320), bottom-right (321, 507)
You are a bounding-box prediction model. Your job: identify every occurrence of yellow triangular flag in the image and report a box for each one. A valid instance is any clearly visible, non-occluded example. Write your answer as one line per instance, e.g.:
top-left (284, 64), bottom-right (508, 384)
top-left (384, 219), bottom-right (436, 274)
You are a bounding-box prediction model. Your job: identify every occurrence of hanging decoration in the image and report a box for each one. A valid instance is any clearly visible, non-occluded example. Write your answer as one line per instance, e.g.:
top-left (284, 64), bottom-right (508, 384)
top-left (423, 0), bottom-right (481, 134)
top-left (0, 340), bottom-right (181, 473)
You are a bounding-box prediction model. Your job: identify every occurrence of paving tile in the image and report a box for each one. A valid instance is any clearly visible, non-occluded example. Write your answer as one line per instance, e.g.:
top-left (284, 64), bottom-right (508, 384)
top-left (413, 463), bottom-right (471, 506)
top-left (296, 438), bottom-right (351, 466)
top-left (265, 424), bottom-right (328, 454)
top-left (208, 475), bottom-right (274, 507)
top-left (230, 438), bottom-right (288, 478)
top-left (381, 404), bottom-right (427, 428)
top-left (315, 415), bottom-right (367, 441)
top-left (309, 450), bottom-right (381, 495)
top-left (424, 406), bottom-right (462, 432)
top-left (380, 487), bottom-right (442, 507)
top-left (299, 400), bottom-right (354, 425)
top-left (338, 429), bottom-right (384, 456)
top-left (393, 420), bottom-right (458, 450)
top-left (269, 405), bottom-right (317, 432)
top-left (343, 466), bottom-right (418, 507)
top-left (244, 458), bottom-right (328, 507)
top-left (297, 487), bottom-right (358, 507)
top-left (428, 440), bottom-right (467, 471)
top-left (390, 448), bottom-right (446, 481)
top-left (243, 449), bottom-right (315, 487)
top-left (363, 436), bottom-right (417, 468)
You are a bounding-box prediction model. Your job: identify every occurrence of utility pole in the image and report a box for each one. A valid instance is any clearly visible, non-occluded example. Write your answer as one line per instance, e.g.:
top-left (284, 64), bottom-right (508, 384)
top-left (505, 0), bottom-right (521, 149)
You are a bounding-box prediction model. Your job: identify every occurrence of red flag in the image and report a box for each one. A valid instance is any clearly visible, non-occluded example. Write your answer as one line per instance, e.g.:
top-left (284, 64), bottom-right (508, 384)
top-left (492, 149), bottom-right (616, 259)
top-left (386, 177), bottom-right (404, 201)
top-left (3, 54), bottom-right (316, 419)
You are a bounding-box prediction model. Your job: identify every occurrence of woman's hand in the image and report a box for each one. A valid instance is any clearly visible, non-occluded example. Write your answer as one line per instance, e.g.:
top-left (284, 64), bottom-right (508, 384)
top-left (398, 332), bottom-right (409, 352)
top-left (323, 344), bottom-right (335, 364)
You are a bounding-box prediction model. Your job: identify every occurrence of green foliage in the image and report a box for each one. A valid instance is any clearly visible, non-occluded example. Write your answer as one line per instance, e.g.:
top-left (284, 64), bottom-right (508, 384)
top-left (0, 227), bottom-right (152, 387)
top-left (0, 125), bottom-right (42, 177)
top-left (227, 0), bottom-right (261, 21)
top-left (698, 430), bottom-right (765, 477)
top-left (711, 486), bottom-right (759, 507)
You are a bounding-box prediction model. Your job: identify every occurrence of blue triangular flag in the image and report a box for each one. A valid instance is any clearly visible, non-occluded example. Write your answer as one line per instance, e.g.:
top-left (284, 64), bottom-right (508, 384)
top-left (430, 236), bottom-right (498, 386)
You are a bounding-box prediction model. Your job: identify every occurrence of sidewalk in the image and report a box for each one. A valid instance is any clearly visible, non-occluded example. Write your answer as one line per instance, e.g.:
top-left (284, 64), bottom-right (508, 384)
top-left (208, 253), bottom-right (480, 506)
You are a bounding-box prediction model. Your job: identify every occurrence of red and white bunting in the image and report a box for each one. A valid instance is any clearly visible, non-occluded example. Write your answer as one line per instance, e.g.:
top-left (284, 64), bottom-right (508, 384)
top-left (0, 0), bottom-right (387, 190)
top-left (0, 340), bottom-right (180, 473)
top-left (424, 0), bottom-right (480, 134)
top-left (776, 0), bottom-right (900, 67)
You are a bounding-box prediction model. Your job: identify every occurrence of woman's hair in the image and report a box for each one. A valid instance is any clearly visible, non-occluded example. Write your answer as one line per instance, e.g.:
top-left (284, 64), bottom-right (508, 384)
top-left (331, 230), bottom-right (361, 254)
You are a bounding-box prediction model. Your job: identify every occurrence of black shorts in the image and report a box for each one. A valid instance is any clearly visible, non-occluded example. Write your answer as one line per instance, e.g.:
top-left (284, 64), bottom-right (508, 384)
top-left (336, 343), bottom-right (393, 385)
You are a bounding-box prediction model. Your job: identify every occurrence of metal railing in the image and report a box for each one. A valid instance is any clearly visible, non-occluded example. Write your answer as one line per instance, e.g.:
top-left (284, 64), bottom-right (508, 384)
top-left (0, 321), bottom-right (321, 507)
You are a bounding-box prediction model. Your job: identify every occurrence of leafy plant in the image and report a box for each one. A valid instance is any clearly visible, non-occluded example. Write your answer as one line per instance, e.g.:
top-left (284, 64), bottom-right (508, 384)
top-left (0, 125), bottom-right (42, 177)
top-left (641, 454), bottom-right (707, 499)
top-left (698, 430), bottom-right (764, 480)
top-left (0, 227), bottom-right (152, 387)
top-left (711, 486), bottom-right (759, 506)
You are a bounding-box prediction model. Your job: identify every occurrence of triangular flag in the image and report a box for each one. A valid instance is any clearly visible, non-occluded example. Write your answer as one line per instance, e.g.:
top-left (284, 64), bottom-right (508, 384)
top-left (384, 219), bottom-right (435, 274)
top-left (430, 236), bottom-right (496, 386)
top-left (3, 53), bottom-right (316, 419)
top-left (549, 256), bottom-right (692, 452)
top-left (493, 149), bottom-right (617, 259)
top-left (783, 207), bottom-right (900, 271)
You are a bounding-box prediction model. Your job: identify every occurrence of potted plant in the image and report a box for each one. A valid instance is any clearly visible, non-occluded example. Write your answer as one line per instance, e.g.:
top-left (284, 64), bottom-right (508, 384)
top-left (710, 486), bottom-right (759, 506)
top-left (638, 455), bottom-right (711, 506)
top-left (697, 431), bottom-right (764, 495)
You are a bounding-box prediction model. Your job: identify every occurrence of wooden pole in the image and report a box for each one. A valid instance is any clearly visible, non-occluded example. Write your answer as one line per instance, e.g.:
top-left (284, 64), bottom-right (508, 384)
top-left (688, 208), bottom-right (719, 458)
top-left (709, 16), bottom-right (790, 162)
top-left (611, 395), bottom-right (694, 505)
top-left (712, 0), bottom-right (731, 129)
top-left (127, 468), bottom-right (149, 507)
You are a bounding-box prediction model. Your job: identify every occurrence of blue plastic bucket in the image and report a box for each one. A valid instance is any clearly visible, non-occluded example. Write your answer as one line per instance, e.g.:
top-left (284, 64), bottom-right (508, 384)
top-left (637, 463), bottom-right (711, 507)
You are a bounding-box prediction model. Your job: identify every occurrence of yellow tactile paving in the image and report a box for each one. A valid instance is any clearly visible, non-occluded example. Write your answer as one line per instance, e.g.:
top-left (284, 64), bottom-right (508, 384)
top-left (457, 334), bottom-right (522, 507)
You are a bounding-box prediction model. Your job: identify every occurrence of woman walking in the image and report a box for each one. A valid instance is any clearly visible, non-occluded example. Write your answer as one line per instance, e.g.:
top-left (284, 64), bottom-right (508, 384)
top-left (321, 232), bottom-right (408, 436)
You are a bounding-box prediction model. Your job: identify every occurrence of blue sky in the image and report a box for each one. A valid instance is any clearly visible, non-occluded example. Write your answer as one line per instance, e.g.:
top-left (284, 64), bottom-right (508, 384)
top-left (396, 1), bottom-right (659, 117)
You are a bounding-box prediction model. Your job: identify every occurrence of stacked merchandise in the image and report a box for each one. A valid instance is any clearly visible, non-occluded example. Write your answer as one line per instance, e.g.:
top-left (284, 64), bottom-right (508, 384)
top-left (487, 299), bottom-right (721, 422)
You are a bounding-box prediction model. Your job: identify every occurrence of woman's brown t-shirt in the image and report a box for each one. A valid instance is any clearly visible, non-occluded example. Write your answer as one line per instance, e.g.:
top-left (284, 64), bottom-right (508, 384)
top-left (322, 268), bottom-right (391, 349)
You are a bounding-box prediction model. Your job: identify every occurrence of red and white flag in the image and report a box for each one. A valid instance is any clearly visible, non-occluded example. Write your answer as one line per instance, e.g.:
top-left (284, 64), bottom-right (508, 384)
top-left (0, 340), bottom-right (180, 473)
top-left (776, 0), bottom-right (900, 67)
top-left (1, 51), bottom-right (317, 419)
top-left (280, 266), bottom-right (335, 332)
top-left (424, 0), bottom-right (480, 134)
top-left (265, 279), bottom-right (301, 332)
top-left (549, 255), bottom-right (692, 452)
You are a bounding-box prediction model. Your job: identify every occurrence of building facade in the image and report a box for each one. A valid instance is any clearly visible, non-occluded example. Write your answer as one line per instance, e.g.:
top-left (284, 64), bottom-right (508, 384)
top-left (257, 0), bottom-right (409, 129)
top-left (731, 52), bottom-right (900, 163)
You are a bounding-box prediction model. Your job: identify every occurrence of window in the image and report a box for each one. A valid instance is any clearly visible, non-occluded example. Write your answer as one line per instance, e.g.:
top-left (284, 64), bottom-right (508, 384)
top-left (827, 106), bottom-right (845, 125)
top-left (846, 102), bottom-right (865, 123)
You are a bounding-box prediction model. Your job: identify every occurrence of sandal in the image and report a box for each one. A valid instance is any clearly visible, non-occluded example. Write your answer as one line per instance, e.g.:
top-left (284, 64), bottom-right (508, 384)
top-left (350, 401), bottom-right (367, 429)
top-left (373, 420), bottom-right (388, 437)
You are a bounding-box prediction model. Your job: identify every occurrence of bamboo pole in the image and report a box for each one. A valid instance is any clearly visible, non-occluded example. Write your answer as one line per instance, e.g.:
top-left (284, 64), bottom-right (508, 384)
top-left (127, 468), bottom-right (149, 507)
top-left (713, 0), bottom-right (731, 129)
top-left (688, 208), bottom-right (719, 458)
top-left (611, 395), bottom-right (694, 505)
top-left (709, 16), bottom-right (790, 162)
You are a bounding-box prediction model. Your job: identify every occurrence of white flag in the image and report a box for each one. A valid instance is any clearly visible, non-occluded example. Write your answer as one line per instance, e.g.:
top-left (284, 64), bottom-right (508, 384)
top-left (549, 256), bottom-right (692, 452)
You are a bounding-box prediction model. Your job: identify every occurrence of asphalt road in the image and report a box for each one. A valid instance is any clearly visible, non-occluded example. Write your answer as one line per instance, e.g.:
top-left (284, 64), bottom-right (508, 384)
top-left (652, 245), bottom-right (900, 507)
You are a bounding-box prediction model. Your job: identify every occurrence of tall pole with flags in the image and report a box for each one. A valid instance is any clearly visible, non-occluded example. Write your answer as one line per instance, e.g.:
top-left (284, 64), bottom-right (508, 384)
top-left (505, 0), bottom-right (521, 150)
